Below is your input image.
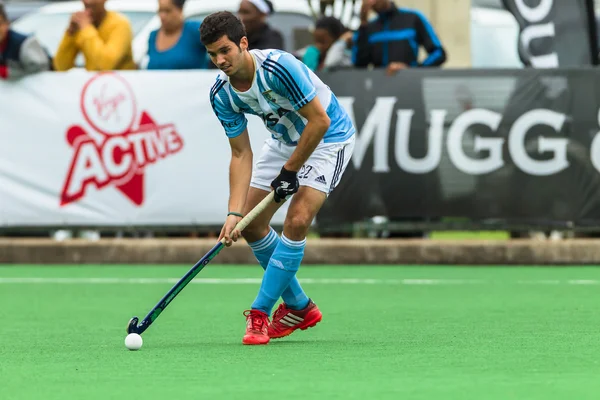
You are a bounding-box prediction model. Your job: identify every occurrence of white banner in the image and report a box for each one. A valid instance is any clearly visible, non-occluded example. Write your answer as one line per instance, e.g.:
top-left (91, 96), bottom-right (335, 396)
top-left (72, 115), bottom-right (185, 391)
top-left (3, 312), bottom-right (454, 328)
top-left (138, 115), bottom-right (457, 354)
top-left (0, 70), bottom-right (290, 227)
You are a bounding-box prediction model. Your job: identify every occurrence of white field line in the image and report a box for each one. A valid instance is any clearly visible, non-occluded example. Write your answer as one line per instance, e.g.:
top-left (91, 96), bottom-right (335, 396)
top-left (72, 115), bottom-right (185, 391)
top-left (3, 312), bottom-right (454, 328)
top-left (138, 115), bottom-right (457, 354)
top-left (0, 277), bottom-right (598, 285)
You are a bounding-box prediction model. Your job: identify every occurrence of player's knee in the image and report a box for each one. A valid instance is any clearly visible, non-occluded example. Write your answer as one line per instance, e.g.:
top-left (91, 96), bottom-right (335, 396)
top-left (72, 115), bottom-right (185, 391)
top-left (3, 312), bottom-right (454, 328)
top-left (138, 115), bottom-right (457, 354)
top-left (285, 213), bottom-right (312, 239)
top-left (241, 222), bottom-right (270, 243)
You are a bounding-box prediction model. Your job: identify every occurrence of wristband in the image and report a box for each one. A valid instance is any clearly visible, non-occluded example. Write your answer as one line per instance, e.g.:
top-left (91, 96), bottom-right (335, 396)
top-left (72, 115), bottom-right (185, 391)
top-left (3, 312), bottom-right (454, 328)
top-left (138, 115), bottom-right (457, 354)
top-left (227, 212), bottom-right (244, 218)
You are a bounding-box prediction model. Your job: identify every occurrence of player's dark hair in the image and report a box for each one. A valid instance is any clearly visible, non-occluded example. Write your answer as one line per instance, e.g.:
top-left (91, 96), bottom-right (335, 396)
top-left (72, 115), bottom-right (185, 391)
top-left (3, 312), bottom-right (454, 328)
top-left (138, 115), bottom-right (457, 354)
top-left (0, 1), bottom-right (7, 22)
top-left (315, 16), bottom-right (346, 40)
top-left (170, 0), bottom-right (186, 10)
top-left (200, 11), bottom-right (247, 47)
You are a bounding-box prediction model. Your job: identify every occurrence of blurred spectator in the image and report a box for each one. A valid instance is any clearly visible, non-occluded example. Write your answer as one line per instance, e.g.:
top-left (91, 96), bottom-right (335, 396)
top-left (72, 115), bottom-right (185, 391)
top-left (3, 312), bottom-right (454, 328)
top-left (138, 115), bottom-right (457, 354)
top-left (53, 0), bottom-right (135, 71)
top-left (145, 0), bottom-right (207, 70)
top-left (301, 16), bottom-right (352, 72)
top-left (0, 1), bottom-right (51, 80)
top-left (238, 0), bottom-right (284, 50)
top-left (353, 0), bottom-right (446, 75)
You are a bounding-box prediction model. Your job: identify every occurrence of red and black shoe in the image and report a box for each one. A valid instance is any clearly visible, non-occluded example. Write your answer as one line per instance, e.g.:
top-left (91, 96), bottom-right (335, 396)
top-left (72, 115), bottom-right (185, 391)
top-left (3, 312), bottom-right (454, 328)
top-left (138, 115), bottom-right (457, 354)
top-left (242, 309), bottom-right (270, 345)
top-left (268, 299), bottom-right (322, 339)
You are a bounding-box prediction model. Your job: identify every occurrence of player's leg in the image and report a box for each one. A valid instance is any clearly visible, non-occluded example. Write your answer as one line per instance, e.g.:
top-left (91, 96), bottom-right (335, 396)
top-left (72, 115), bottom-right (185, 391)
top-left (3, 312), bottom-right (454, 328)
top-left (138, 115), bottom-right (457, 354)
top-left (257, 187), bottom-right (328, 339)
top-left (242, 187), bottom-right (311, 310)
top-left (241, 139), bottom-right (311, 345)
top-left (242, 137), bottom-right (310, 307)
top-left (252, 137), bottom-right (356, 341)
top-left (241, 186), bottom-right (282, 243)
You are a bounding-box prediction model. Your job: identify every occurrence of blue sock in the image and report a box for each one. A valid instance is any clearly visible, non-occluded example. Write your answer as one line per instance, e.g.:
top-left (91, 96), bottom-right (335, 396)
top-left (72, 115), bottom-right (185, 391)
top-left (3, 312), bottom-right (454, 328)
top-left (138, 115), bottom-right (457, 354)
top-left (251, 234), bottom-right (308, 315)
top-left (248, 228), bottom-right (309, 311)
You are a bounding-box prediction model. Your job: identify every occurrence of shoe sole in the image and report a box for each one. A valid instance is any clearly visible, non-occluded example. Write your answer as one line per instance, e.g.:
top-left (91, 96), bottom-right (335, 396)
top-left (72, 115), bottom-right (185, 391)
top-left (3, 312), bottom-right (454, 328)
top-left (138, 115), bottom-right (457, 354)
top-left (242, 336), bottom-right (270, 345)
top-left (269, 312), bottom-right (322, 340)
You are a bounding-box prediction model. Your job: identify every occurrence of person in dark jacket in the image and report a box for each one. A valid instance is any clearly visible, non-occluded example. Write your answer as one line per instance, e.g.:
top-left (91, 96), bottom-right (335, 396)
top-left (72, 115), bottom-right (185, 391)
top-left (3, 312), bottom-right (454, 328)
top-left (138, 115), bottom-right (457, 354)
top-left (0, 1), bottom-right (51, 80)
top-left (353, 0), bottom-right (446, 75)
top-left (237, 0), bottom-right (284, 50)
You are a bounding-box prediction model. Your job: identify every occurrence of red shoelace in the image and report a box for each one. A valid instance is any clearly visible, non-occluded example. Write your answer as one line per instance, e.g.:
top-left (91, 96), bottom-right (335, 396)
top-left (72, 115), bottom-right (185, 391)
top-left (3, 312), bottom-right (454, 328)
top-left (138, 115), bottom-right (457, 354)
top-left (243, 310), bottom-right (268, 331)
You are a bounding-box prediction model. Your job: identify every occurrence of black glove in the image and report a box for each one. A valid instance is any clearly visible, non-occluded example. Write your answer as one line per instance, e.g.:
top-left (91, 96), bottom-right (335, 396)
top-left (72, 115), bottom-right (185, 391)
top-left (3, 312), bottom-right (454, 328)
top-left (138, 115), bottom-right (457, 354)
top-left (271, 167), bottom-right (299, 203)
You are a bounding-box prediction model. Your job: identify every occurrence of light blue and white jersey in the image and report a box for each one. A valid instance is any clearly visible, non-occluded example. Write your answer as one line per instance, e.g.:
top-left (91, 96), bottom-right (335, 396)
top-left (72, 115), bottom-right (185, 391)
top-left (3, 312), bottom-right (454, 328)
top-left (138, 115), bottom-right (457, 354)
top-left (209, 49), bottom-right (355, 145)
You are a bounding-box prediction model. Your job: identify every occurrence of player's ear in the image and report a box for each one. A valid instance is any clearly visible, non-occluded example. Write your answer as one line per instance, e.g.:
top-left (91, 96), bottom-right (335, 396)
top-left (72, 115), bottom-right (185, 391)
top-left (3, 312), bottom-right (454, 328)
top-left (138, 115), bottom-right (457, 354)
top-left (239, 36), bottom-right (248, 52)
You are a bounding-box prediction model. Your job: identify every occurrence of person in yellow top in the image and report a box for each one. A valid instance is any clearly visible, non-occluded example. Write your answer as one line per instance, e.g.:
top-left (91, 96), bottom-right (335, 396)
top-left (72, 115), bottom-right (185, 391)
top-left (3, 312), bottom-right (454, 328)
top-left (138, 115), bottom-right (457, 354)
top-left (53, 0), bottom-right (136, 71)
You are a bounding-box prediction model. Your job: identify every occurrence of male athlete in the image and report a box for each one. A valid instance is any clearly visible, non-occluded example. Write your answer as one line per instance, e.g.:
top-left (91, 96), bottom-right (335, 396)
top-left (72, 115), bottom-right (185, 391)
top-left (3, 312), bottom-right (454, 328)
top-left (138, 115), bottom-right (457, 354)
top-left (200, 11), bottom-right (355, 345)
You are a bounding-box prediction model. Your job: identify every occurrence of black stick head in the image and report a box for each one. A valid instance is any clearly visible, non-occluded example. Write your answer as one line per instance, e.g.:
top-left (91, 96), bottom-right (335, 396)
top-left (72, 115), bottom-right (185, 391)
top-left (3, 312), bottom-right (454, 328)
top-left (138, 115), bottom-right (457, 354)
top-left (127, 317), bottom-right (139, 334)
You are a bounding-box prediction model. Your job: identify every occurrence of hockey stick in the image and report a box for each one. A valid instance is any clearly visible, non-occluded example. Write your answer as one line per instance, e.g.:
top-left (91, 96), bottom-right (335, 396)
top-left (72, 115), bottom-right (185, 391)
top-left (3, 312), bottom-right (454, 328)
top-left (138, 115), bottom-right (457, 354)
top-left (126, 192), bottom-right (275, 335)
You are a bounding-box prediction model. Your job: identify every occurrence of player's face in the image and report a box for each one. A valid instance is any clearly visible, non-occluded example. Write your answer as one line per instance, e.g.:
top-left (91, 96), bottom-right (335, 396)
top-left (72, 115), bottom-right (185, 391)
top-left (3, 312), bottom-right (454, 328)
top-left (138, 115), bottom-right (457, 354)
top-left (158, 0), bottom-right (183, 32)
top-left (238, 0), bottom-right (265, 34)
top-left (313, 28), bottom-right (336, 55)
top-left (205, 35), bottom-right (248, 76)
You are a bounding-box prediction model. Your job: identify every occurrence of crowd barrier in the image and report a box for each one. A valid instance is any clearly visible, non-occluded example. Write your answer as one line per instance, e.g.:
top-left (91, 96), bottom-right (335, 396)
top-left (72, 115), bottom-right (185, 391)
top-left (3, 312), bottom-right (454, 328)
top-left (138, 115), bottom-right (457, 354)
top-left (3, 68), bottom-right (600, 233)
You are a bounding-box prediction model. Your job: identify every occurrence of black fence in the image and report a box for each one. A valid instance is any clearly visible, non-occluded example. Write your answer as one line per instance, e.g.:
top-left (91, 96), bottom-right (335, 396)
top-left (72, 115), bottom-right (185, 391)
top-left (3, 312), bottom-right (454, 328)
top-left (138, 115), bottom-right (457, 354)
top-left (4, 68), bottom-right (600, 237)
top-left (316, 68), bottom-right (600, 235)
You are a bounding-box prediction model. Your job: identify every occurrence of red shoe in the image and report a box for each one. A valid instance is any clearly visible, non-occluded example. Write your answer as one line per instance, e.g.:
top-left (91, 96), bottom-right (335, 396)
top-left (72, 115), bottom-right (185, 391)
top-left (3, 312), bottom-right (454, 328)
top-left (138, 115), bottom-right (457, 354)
top-left (268, 299), bottom-right (322, 339)
top-left (242, 310), bottom-right (270, 345)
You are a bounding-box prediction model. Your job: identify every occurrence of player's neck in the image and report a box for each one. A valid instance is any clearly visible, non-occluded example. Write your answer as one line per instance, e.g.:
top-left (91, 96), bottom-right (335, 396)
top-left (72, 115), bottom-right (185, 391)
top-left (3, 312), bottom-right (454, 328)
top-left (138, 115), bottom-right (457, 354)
top-left (229, 51), bottom-right (256, 92)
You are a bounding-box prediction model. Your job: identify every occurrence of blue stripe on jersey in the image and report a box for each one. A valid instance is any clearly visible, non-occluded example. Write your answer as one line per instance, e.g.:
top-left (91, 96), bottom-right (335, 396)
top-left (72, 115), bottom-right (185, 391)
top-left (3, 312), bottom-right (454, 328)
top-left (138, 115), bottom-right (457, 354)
top-left (263, 59), bottom-right (304, 103)
top-left (401, 8), bottom-right (443, 47)
top-left (272, 123), bottom-right (296, 145)
top-left (210, 79), bottom-right (224, 107)
top-left (263, 59), bottom-right (306, 103)
top-left (322, 94), bottom-right (355, 144)
top-left (210, 79), bottom-right (227, 121)
top-left (285, 112), bottom-right (306, 138)
top-left (256, 70), bottom-right (267, 95)
top-left (216, 88), bottom-right (232, 112)
top-left (257, 72), bottom-right (305, 144)
top-left (368, 29), bottom-right (416, 44)
top-left (228, 87), bottom-right (257, 116)
top-left (262, 65), bottom-right (302, 106)
top-left (210, 78), bottom-right (247, 138)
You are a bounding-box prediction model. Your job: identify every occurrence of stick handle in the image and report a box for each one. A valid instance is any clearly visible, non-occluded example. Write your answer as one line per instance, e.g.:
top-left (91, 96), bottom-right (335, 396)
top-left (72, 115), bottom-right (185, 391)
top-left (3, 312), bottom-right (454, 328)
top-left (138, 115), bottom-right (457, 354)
top-left (219, 191), bottom-right (275, 244)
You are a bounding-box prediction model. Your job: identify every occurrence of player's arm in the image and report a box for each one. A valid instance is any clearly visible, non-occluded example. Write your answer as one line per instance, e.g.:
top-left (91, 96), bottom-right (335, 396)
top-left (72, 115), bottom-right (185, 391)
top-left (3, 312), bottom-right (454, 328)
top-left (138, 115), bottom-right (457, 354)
top-left (210, 80), bottom-right (250, 244)
top-left (284, 98), bottom-right (330, 172)
top-left (221, 131), bottom-right (252, 245)
top-left (414, 11), bottom-right (446, 67)
top-left (227, 128), bottom-right (253, 217)
top-left (264, 53), bottom-right (330, 201)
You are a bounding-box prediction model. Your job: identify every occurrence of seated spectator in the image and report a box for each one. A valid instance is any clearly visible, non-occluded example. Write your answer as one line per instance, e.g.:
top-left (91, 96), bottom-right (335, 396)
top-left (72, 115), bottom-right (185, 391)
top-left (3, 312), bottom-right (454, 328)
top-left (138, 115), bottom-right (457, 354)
top-left (145, 0), bottom-right (207, 70)
top-left (0, 1), bottom-right (51, 80)
top-left (238, 0), bottom-right (284, 50)
top-left (353, 0), bottom-right (446, 75)
top-left (53, 0), bottom-right (136, 71)
top-left (302, 16), bottom-right (353, 72)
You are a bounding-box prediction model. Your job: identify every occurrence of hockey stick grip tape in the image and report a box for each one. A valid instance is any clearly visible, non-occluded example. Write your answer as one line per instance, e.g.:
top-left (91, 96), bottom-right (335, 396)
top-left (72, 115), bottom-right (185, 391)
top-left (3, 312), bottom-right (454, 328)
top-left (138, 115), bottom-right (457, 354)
top-left (219, 191), bottom-right (276, 244)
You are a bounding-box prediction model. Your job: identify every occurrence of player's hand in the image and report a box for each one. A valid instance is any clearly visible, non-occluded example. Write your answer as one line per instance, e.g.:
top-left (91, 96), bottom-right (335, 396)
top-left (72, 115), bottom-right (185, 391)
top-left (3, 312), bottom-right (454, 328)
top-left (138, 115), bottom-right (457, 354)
top-left (219, 215), bottom-right (242, 247)
top-left (271, 167), bottom-right (299, 203)
top-left (386, 62), bottom-right (409, 76)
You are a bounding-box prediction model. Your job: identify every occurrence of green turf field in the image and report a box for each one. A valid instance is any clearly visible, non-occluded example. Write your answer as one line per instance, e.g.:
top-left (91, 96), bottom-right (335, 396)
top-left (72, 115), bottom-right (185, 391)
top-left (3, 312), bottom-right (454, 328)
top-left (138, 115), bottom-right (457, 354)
top-left (1, 265), bottom-right (600, 400)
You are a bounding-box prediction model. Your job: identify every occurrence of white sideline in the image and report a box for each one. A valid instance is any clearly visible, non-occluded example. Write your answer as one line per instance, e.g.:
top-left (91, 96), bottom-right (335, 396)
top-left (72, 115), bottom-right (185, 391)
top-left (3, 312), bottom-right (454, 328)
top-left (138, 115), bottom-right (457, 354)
top-left (0, 277), bottom-right (598, 285)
